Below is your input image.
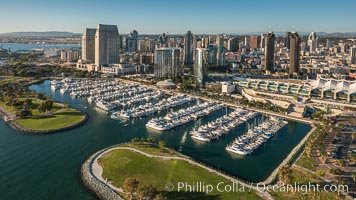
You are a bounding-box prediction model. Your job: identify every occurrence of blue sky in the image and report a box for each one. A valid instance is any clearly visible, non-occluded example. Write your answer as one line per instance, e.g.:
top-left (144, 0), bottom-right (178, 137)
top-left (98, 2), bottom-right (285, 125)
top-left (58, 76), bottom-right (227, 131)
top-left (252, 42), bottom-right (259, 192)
top-left (0, 0), bottom-right (355, 34)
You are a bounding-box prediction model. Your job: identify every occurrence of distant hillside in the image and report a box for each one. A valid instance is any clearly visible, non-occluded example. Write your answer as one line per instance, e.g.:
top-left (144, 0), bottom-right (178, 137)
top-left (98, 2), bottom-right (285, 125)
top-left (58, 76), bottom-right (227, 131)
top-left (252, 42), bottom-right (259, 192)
top-left (0, 31), bottom-right (81, 38)
top-left (245, 32), bottom-right (356, 37)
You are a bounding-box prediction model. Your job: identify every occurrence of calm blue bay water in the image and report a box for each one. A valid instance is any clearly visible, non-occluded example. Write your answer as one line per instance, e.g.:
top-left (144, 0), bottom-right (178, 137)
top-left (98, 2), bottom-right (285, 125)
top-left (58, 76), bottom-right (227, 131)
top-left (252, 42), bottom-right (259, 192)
top-left (0, 43), bottom-right (80, 51)
top-left (0, 80), bottom-right (311, 200)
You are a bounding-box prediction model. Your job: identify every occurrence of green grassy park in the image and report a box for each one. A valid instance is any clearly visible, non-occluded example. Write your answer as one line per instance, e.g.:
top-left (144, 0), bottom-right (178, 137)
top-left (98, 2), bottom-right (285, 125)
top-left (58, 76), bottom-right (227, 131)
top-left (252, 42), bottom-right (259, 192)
top-left (98, 144), bottom-right (261, 200)
top-left (0, 77), bottom-right (86, 131)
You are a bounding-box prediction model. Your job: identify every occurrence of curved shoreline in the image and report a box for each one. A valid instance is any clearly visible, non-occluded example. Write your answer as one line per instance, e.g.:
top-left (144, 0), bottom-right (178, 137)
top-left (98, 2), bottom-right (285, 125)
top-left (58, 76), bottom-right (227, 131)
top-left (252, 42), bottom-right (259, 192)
top-left (81, 145), bottom-right (124, 200)
top-left (81, 143), bottom-right (273, 200)
top-left (0, 105), bottom-right (89, 134)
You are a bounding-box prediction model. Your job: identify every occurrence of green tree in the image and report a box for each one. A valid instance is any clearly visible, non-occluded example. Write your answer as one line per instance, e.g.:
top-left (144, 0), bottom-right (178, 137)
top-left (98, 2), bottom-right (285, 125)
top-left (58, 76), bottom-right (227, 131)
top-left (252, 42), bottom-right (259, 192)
top-left (45, 100), bottom-right (53, 112)
top-left (122, 178), bottom-right (139, 200)
top-left (137, 185), bottom-right (156, 200)
top-left (131, 137), bottom-right (139, 145)
top-left (36, 93), bottom-right (45, 100)
top-left (23, 98), bottom-right (32, 109)
top-left (278, 165), bottom-right (292, 184)
top-left (158, 141), bottom-right (166, 152)
top-left (154, 193), bottom-right (166, 200)
top-left (146, 137), bottom-right (155, 144)
top-left (64, 102), bottom-right (70, 111)
top-left (18, 109), bottom-right (32, 119)
top-left (38, 102), bottom-right (47, 114)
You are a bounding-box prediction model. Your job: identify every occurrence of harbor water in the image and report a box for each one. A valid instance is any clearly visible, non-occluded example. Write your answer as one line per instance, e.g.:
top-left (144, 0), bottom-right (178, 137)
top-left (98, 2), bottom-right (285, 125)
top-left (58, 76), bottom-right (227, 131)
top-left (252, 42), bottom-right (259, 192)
top-left (0, 80), bottom-right (311, 200)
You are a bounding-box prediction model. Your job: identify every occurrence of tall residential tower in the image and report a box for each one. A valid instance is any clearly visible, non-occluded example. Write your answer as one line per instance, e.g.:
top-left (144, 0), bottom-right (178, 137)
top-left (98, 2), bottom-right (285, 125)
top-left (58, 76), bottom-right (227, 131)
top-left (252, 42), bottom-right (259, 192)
top-left (289, 32), bottom-right (301, 75)
top-left (183, 31), bottom-right (194, 65)
top-left (81, 28), bottom-right (96, 62)
top-left (154, 48), bottom-right (182, 78)
top-left (194, 48), bottom-right (208, 87)
top-left (264, 32), bottom-right (275, 73)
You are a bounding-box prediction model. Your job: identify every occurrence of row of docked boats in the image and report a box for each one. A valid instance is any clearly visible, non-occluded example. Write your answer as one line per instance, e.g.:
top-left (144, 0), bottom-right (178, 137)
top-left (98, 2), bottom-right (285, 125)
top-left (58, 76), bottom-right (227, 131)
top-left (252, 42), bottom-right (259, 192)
top-left (225, 117), bottom-right (288, 155)
top-left (145, 102), bottom-right (224, 131)
top-left (50, 79), bottom-right (164, 112)
top-left (110, 94), bottom-right (196, 119)
top-left (190, 108), bottom-right (259, 142)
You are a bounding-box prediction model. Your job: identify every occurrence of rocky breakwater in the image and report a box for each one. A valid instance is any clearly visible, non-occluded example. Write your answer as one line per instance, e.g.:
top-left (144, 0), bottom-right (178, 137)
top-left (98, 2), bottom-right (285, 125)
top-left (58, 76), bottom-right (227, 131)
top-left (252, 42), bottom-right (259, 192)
top-left (81, 148), bottom-right (124, 200)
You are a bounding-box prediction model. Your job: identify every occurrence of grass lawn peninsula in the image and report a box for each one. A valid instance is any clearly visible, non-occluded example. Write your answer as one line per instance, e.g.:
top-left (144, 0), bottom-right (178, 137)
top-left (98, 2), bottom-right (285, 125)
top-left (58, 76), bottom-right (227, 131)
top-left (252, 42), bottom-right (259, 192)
top-left (0, 78), bottom-right (86, 132)
top-left (97, 143), bottom-right (261, 200)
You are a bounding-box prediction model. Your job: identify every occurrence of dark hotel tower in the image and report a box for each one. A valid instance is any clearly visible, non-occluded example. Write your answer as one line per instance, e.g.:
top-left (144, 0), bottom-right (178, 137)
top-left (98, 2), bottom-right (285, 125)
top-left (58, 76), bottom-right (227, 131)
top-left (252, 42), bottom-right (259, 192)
top-left (289, 32), bottom-right (301, 76)
top-left (285, 31), bottom-right (291, 49)
top-left (264, 32), bottom-right (275, 73)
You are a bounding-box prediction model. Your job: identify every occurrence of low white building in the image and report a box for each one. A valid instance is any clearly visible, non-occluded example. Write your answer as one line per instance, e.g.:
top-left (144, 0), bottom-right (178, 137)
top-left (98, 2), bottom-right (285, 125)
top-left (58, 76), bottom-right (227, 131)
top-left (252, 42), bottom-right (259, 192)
top-left (221, 82), bottom-right (236, 94)
top-left (100, 63), bottom-right (138, 75)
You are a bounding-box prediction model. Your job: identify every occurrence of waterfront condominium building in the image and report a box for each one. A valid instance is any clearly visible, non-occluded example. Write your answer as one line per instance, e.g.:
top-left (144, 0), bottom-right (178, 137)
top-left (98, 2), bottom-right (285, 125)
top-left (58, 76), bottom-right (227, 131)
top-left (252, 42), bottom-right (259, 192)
top-left (207, 45), bottom-right (217, 66)
top-left (249, 35), bottom-right (261, 49)
top-left (227, 37), bottom-right (239, 52)
top-left (194, 48), bottom-right (208, 87)
top-left (351, 46), bottom-right (356, 64)
top-left (126, 30), bottom-right (138, 52)
top-left (289, 32), bottom-right (301, 75)
top-left (95, 24), bottom-right (120, 66)
top-left (285, 32), bottom-right (291, 50)
top-left (183, 31), bottom-right (194, 65)
top-left (81, 28), bottom-right (96, 62)
top-left (264, 32), bottom-right (275, 72)
top-left (217, 45), bottom-right (226, 66)
top-left (154, 48), bottom-right (182, 78)
top-left (307, 32), bottom-right (318, 52)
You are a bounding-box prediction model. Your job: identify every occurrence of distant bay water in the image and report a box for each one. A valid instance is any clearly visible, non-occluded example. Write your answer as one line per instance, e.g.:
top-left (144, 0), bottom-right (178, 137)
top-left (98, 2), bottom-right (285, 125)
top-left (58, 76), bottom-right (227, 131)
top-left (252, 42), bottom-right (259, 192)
top-left (0, 42), bottom-right (80, 51)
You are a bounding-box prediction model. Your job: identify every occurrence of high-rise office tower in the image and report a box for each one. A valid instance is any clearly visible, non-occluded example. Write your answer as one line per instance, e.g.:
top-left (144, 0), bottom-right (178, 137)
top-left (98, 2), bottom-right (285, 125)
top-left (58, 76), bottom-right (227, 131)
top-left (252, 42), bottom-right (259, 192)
top-left (216, 35), bottom-right (224, 47)
top-left (81, 28), bottom-right (96, 62)
top-left (183, 31), bottom-right (194, 65)
top-left (95, 24), bottom-right (120, 66)
top-left (126, 30), bottom-right (138, 52)
top-left (217, 46), bottom-right (226, 66)
top-left (264, 32), bottom-right (275, 72)
top-left (227, 38), bottom-right (239, 52)
top-left (157, 33), bottom-right (168, 48)
top-left (326, 39), bottom-right (333, 48)
top-left (244, 36), bottom-right (250, 46)
top-left (207, 45), bottom-right (217, 65)
top-left (289, 32), bottom-right (301, 75)
top-left (307, 32), bottom-right (318, 52)
top-left (201, 37), bottom-right (210, 48)
top-left (250, 35), bottom-right (261, 49)
top-left (194, 48), bottom-right (208, 87)
top-left (285, 32), bottom-right (292, 49)
top-left (154, 48), bottom-right (182, 78)
top-left (351, 46), bottom-right (356, 64)
top-left (260, 34), bottom-right (267, 49)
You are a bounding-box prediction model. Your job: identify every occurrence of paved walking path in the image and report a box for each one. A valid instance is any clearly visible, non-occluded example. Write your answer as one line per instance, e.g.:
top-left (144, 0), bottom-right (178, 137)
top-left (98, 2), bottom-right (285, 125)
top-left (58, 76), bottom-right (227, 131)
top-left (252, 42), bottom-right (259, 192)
top-left (91, 146), bottom-right (274, 200)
